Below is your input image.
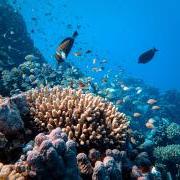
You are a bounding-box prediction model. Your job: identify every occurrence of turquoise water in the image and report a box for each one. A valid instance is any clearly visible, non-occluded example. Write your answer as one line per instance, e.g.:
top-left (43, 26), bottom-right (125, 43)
top-left (9, 0), bottom-right (180, 91)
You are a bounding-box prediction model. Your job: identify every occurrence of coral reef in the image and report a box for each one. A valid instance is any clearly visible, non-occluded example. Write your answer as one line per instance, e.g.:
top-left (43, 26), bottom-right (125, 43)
top-left (0, 2), bottom-right (87, 97)
top-left (77, 149), bottom-right (122, 180)
top-left (153, 144), bottom-right (180, 164)
top-left (0, 1), bottom-right (179, 179)
top-left (160, 90), bottom-right (180, 124)
top-left (0, 59), bottom-right (86, 96)
top-left (0, 93), bottom-right (30, 162)
top-left (0, 128), bottom-right (80, 179)
top-left (166, 122), bottom-right (180, 141)
top-left (77, 153), bottom-right (93, 178)
top-left (25, 128), bottom-right (80, 179)
top-left (26, 86), bottom-right (129, 151)
top-left (0, 162), bottom-right (27, 180)
top-left (0, 95), bottom-right (26, 135)
top-left (0, 1), bottom-right (45, 71)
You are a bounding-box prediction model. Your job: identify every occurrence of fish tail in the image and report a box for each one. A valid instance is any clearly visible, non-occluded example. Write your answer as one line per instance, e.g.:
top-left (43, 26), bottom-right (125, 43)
top-left (154, 47), bottom-right (158, 52)
top-left (72, 31), bottom-right (78, 38)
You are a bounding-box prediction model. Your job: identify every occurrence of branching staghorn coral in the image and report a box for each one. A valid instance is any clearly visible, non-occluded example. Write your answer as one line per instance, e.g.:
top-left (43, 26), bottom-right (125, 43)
top-left (26, 86), bottom-right (129, 150)
top-left (153, 144), bottom-right (180, 164)
top-left (166, 122), bottom-right (180, 140)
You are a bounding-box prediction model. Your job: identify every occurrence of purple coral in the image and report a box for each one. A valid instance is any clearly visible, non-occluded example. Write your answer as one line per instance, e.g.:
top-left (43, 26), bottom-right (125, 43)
top-left (93, 161), bottom-right (108, 180)
top-left (26, 128), bottom-right (80, 179)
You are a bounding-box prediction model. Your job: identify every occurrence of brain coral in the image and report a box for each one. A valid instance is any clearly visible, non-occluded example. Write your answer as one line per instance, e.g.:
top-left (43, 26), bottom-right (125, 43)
top-left (26, 86), bottom-right (129, 150)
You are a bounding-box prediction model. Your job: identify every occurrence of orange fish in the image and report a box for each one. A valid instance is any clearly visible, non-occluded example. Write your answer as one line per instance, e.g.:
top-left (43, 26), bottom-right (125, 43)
top-left (145, 122), bottom-right (154, 129)
top-left (78, 81), bottom-right (86, 88)
top-left (55, 31), bottom-right (78, 64)
top-left (147, 98), bottom-right (157, 105)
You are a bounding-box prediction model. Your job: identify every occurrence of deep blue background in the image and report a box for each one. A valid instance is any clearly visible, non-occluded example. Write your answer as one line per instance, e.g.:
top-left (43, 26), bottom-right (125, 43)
top-left (9, 0), bottom-right (180, 91)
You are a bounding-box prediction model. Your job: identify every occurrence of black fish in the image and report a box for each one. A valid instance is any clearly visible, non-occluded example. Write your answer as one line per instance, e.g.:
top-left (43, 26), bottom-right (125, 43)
top-left (55, 31), bottom-right (78, 64)
top-left (138, 48), bottom-right (158, 64)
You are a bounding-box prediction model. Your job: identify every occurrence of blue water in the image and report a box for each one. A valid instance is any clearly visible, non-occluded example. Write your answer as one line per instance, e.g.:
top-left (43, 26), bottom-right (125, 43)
top-left (9, 0), bottom-right (180, 91)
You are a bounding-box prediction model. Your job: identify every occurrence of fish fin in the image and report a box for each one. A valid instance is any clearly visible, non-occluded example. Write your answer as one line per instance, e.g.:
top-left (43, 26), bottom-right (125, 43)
top-left (72, 31), bottom-right (78, 38)
top-left (153, 48), bottom-right (158, 52)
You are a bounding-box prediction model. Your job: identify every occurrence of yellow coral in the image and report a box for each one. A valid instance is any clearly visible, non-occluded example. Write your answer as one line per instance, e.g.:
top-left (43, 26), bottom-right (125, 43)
top-left (0, 163), bottom-right (26, 180)
top-left (26, 86), bottom-right (129, 149)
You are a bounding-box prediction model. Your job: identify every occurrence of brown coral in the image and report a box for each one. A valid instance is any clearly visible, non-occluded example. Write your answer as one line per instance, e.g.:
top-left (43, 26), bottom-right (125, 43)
top-left (0, 162), bottom-right (27, 180)
top-left (26, 86), bottom-right (129, 150)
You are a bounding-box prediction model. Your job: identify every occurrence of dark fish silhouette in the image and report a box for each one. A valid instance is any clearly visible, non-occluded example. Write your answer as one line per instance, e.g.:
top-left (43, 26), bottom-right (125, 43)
top-left (55, 31), bottom-right (78, 64)
top-left (138, 48), bottom-right (158, 64)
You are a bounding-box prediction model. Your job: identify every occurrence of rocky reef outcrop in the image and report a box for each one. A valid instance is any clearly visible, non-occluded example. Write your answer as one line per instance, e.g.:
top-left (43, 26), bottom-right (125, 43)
top-left (0, 1), bottom-right (45, 70)
top-left (0, 1), bottom-right (85, 97)
top-left (0, 86), bottom-right (129, 155)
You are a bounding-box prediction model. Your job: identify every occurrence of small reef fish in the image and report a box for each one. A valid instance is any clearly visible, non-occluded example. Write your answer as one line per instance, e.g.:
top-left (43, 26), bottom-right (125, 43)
top-left (78, 81), bottom-right (86, 88)
top-left (44, 12), bottom-right (52, 16)
top-left (130, 137), bottom-right (136, 144)
top-left (152, 105), bottom-right (160, 110)
top-left (68, 80), bottom-right (74, 88)
top-left (25, 54), bottom-right (39, 61)
top-left (86, 50), bottom-right (92, 54)
top-left (101, 76), bottom-right (108, 83)
top-left (31, 17), bottom-right (37, 21)
top-left (93, 58), bottom-right (96, 64)
top-left (146, 118), bottom-right (156, 129)
top-left (145, 122), bottom-right (154, 129)
top-left (55, 31), bottom-right (78, 64)
top-left (136, 89), bottom-right (142, 94)
top-left (100, 59), bottom-right (107, 64)
top-left (123, 86), bottom-right (129, 91)
top-left (92, 67), bottom-right (104, 72)
top-left (73, 51), bottom-right (82, 57)
top-left (121, 84), bottom-right (129, 91)
top-left (138, 48), bottom-right (158, 64)
top-left (133, 112), bottom-right (141, 118)
top-left (136, 87), bottom-right (143, 94)
top-left (148, 118), bottom-right (155, 124)
top-left (147, 98), bottom-right (157, 105)
top-left (116, 99), bottom-right (123, 105)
